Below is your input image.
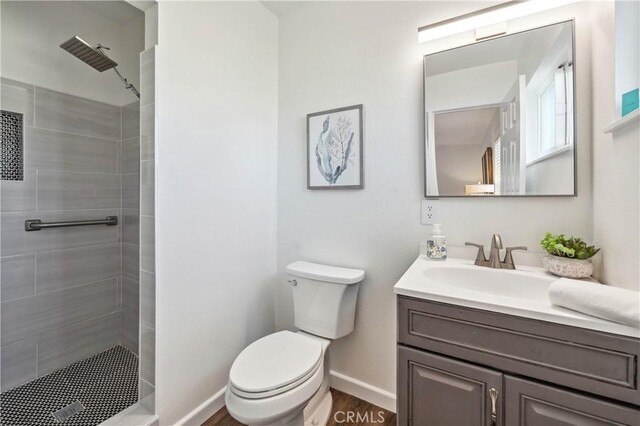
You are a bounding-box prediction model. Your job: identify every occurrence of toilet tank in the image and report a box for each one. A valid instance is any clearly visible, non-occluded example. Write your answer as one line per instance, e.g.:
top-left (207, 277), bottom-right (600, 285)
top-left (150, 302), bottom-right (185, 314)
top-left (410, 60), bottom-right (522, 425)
top-left (286, 261), bottom-right (365, 339)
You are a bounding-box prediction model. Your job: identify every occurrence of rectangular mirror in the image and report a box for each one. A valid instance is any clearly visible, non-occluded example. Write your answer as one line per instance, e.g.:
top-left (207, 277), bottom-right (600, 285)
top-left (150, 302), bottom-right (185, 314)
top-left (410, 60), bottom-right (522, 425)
top-left (424, 21), bottom-right (576, 197)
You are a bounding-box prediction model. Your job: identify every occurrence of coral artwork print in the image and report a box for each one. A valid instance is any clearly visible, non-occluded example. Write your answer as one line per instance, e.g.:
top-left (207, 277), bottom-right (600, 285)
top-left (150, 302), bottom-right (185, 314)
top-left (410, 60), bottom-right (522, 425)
top-left (307, 105), bottom-right (362, 189)
top-left (315, 115), bottom-right (354, 184)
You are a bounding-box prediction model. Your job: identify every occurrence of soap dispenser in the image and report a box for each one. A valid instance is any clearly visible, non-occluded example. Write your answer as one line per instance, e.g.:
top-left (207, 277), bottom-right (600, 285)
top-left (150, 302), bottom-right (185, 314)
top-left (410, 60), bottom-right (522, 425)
top-left (426, 224), bottom-right (447, 261)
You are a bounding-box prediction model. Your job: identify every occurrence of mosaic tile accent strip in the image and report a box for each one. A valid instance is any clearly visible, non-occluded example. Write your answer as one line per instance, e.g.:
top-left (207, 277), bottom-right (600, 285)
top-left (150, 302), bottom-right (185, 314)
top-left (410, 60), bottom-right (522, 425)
top-left (1, 110), bottom-right (24, 181)
top-left (0, 346), bottom-right (138, 425)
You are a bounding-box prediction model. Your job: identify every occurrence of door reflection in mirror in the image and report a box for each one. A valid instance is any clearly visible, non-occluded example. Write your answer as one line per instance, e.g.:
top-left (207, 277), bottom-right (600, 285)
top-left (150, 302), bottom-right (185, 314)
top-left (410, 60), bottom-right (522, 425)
top-left (424, 21), bottom-right (576, 197)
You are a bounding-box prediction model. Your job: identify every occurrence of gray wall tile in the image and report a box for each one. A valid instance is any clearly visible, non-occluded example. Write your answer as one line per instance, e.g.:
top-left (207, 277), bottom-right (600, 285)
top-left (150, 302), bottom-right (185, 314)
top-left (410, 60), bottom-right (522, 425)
top-left (123, 137), bottom-right (140, 174)
top-left (1, 210), bottom-right (119, 256)
top-left (0, 338), bottom-right (37, 391)
top-left (122, 101), bottom-right (140, 140)
top-left (37, 312), bottom-right (120, 377)
top-left (37, 170), bottom-right (120, 211)
top-left (140, 271), bottom-right (155, 328)
top-left (122, 173), bottom-right (140, 210)
top-left (1, 255), bottom-right (36, 301)
top-left (1, 278), bottom-right (118, 346)
top-left (121, 277), bottom-right (139, 356)
top-left (1, 78), bottom-right (34, 126)
top-left (141, 161), bottom-right (154, 216)
top-left (36, 244), bottom-right (120, 294)
top-left (2, 80), bottom-right (137, 380)
top-left (117, 208), bottom-right (123, 243)
top-left (122, 209), bottom-right (139, 244)
top-left (116, 141), bottom-right (123, 175)
top-left (122, 328), bottom-right (138, 356)
top-left (140, 103), bottom-right (154, 161)
top-left (140, 324), bottom-right (155, 385)
top-left (34, 87), bottom-right (120, 139)
top-left (140, 216), bottom-right (155, 273)
top-left (25, 127), bottom-right (117, 174)
top-left (140, 48), bottom-right (155, 106)
top-left (139, 379), bottom-right (155, 402)
top-left (122, 243), bottom-right (139, 280)
top-left (1, 169), bottom-right (36, 212)
top-left (116, 277), bottom-right (122, 310)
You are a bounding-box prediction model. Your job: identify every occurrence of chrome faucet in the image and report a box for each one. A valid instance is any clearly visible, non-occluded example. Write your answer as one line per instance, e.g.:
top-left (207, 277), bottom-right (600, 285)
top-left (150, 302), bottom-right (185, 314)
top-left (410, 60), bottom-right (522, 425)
top-left (465, 234), bottom-right (527, 270)
top-left (488, 234), bottom-right (502, 268)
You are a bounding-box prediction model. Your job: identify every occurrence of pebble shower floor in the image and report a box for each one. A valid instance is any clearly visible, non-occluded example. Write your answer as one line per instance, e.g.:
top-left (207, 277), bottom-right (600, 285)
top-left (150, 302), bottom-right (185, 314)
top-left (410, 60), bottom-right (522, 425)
top-left (0, 346), bottom-right (138, 425)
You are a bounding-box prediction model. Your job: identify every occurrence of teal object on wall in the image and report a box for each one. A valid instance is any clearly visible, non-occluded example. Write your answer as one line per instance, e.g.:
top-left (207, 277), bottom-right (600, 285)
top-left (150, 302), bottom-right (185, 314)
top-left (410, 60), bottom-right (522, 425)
top-left (622, 88), bottom-right (639, 116)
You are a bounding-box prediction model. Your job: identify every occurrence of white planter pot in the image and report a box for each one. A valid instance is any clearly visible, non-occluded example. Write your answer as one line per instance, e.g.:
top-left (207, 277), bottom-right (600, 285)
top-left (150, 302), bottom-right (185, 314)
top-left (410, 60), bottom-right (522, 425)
top-left (542, 256), bottom-right (594, 279)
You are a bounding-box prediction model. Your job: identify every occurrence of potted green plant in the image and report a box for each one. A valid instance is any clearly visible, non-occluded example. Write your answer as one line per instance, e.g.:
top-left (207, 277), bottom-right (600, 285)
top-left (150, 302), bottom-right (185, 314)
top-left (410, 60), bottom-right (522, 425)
top-left (540, 233), bottom-right (600, 278)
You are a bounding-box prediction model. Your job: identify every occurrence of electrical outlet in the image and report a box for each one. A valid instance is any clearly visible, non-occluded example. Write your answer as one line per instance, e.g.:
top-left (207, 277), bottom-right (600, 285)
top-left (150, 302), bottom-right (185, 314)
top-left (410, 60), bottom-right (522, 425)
top-left (421, 200), bottom-right (439, 225)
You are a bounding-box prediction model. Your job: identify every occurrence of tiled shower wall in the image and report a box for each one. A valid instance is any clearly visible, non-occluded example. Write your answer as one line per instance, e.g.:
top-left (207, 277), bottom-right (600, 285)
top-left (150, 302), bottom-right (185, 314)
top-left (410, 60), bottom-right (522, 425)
top-left (0, 78), bottom-right (140, 392)
top-left (139, 46), bottom-right (156, 404)
top-left (121, 101), bottom-right (140, 355)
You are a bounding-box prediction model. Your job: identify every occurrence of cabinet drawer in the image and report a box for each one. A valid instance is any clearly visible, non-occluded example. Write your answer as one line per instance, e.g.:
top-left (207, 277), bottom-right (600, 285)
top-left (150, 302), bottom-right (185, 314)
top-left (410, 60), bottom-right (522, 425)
top-left (398, 296), bottom-right (640, 406)
top-left (505, 376), bottom-right (640, 426)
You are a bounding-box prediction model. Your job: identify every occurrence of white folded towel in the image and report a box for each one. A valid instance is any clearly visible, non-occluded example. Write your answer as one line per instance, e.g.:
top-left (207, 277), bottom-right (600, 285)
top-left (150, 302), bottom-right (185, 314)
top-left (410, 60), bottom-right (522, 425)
top-left (548, 278), bottom-right (640, 327)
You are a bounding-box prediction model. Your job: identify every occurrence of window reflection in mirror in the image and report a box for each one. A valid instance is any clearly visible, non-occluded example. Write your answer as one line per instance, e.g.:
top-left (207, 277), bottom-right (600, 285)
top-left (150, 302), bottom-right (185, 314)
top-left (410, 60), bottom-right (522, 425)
top-left (424, 21), bottom-right (576, 197)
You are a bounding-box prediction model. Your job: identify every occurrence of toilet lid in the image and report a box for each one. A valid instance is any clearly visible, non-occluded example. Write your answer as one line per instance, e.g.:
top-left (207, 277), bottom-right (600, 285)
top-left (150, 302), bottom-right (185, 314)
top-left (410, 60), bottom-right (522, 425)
top-left (229, 331), bottom-right (323, 394)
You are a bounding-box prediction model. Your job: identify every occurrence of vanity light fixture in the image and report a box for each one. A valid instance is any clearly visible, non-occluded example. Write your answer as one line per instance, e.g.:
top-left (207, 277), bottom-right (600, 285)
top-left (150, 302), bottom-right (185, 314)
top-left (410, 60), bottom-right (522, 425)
top-left (418, 0), bottom-right (581, 43)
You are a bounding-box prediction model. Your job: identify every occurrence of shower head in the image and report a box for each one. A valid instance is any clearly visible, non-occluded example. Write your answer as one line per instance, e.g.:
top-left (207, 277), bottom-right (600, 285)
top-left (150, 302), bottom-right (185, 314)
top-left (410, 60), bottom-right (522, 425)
top-left (60, 36), bottom-right (118, 72)
top-left (59, 35), bottom-right (140, 99)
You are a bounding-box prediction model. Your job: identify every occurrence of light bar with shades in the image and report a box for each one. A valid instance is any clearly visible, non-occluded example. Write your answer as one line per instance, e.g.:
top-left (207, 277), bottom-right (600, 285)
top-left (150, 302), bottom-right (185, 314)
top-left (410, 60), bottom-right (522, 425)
top-left (418, 0), bottom-right (581, 43)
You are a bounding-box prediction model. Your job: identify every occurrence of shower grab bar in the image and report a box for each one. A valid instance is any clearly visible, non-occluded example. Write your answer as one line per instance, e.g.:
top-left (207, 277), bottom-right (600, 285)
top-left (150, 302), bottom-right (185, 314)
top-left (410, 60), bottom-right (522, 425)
top-left (25, 216), bottom-right (118, 231)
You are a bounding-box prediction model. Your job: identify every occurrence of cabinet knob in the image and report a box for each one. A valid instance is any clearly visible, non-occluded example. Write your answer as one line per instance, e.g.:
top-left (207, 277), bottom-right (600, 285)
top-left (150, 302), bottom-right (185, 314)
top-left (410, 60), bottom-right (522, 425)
top-left (489, 387), bottom-right (498, 425)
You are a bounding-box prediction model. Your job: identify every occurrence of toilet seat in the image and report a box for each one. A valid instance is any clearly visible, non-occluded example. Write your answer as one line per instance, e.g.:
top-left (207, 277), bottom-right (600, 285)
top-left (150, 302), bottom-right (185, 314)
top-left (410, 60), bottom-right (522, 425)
top-left (229, 331), bottom-right (323, 399)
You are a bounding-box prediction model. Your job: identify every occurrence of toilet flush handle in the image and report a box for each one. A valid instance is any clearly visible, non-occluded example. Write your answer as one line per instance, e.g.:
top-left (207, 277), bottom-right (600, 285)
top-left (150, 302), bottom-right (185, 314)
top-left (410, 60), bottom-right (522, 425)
top-left (288, 279), bottom-right (297, 286)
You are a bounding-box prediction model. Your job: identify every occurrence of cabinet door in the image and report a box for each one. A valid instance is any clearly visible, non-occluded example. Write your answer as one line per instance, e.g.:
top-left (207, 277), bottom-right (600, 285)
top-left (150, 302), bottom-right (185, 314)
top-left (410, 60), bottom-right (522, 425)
top-left (398, 346), bottom-right (503, 426)
top-left (504, 376), bottom-right (640, 426)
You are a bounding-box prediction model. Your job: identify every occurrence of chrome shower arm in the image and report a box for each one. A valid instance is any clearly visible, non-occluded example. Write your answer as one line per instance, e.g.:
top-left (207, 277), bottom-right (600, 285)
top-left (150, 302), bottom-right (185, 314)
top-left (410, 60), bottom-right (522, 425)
top-left (112, 67), bottom-right (140, 99)
top-left (95, 44), bottom-right (140, 99)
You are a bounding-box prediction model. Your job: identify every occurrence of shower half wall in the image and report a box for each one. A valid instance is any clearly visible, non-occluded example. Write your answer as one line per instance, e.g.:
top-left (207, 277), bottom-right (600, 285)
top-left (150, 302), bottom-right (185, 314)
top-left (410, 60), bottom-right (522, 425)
top-left (0, 78), bottom-right (141, 392)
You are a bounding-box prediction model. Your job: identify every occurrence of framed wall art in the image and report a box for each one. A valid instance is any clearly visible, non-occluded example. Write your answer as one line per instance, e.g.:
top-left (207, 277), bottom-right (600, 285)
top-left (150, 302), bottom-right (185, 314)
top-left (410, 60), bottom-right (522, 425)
top-left (307, 104), bottom-right (363, 189)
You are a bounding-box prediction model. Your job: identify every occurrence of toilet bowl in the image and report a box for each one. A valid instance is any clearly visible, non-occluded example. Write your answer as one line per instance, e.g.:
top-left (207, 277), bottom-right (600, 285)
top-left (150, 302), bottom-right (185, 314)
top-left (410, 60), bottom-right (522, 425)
top-left (225, 331), bottom-right (330, 425)
top-left (225, 261), bottom-right (365, 426)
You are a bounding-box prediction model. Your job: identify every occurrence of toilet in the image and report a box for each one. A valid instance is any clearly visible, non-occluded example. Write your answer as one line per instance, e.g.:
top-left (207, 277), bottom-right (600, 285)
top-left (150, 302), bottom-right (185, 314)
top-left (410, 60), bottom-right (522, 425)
top-left (225, 261), bottom-right (365, 425)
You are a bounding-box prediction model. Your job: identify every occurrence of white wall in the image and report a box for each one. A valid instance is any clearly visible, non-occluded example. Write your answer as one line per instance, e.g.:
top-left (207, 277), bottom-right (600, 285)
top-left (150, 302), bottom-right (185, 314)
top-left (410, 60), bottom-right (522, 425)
top-left (425, 61), bottom-right (517, 112)
top-left (155, 2), bottom-right (278, 424)
top-left (276, 1), bottom-right (601, 398)
top-left (435, 145), bottom-right (485, 195)
top-left (525, 149), bottom-right (574, 195)
top-left (0, 1), bottom-right (143, 106)
top-left (592, 2), bottom-right (640, 290)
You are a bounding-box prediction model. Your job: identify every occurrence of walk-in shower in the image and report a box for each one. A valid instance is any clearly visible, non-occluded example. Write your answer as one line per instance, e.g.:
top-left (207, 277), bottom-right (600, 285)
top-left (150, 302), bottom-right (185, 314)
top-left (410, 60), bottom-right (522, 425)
top-left (0, 1), bottom-right (153, 424)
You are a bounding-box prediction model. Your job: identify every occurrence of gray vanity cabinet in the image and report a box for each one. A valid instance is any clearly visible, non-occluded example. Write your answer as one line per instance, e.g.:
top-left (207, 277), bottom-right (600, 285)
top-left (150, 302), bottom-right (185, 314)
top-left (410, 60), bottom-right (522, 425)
top-left (504, 376), bottom-right (640, 426)
top-left (398, 346), bottom-right (502, 426)
top-left (397, 295), bottom-right (640, 426)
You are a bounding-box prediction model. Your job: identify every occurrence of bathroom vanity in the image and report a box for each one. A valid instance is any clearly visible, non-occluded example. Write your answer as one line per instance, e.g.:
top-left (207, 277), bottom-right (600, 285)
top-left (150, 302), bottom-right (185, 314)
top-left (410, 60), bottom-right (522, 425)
top-left (394, 257), bottom-right (640, 426)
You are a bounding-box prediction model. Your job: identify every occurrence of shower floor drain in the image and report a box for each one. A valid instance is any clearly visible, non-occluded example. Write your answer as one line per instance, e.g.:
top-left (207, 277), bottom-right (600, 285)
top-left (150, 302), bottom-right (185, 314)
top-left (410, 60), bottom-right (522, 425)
top-left (51, 401), bottom-right (85, 423)
top-left (0, 346), bottom-right (138, 425)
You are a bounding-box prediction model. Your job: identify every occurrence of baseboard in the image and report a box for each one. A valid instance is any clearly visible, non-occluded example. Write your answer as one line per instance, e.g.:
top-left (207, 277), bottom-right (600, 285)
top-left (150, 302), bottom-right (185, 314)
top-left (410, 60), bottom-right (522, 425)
top-left (175, 373), bottom-right (396, 424)
top-left (330, 370), bottom-right (396, 413)
top-left (176, 386), bottom-right (227, 426)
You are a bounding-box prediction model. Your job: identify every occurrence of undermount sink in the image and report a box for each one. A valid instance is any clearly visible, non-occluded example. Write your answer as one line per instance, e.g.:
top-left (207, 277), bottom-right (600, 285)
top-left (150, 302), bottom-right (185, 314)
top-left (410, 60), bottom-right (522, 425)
top-left (422, 265), bottom-right (553, 301)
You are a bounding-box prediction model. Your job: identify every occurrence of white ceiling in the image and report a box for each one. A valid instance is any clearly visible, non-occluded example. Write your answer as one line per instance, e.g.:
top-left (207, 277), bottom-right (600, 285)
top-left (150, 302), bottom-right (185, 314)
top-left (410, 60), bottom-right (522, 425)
top-left (435, 107), bottom-right (500, 146)
top-left (78, 1), bottom-right (144, 26)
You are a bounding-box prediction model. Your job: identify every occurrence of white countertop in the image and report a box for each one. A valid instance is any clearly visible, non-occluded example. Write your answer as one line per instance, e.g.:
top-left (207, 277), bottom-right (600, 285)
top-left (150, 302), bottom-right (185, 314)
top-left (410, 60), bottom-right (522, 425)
top-left (393, 256), bottom-right (640, 339)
